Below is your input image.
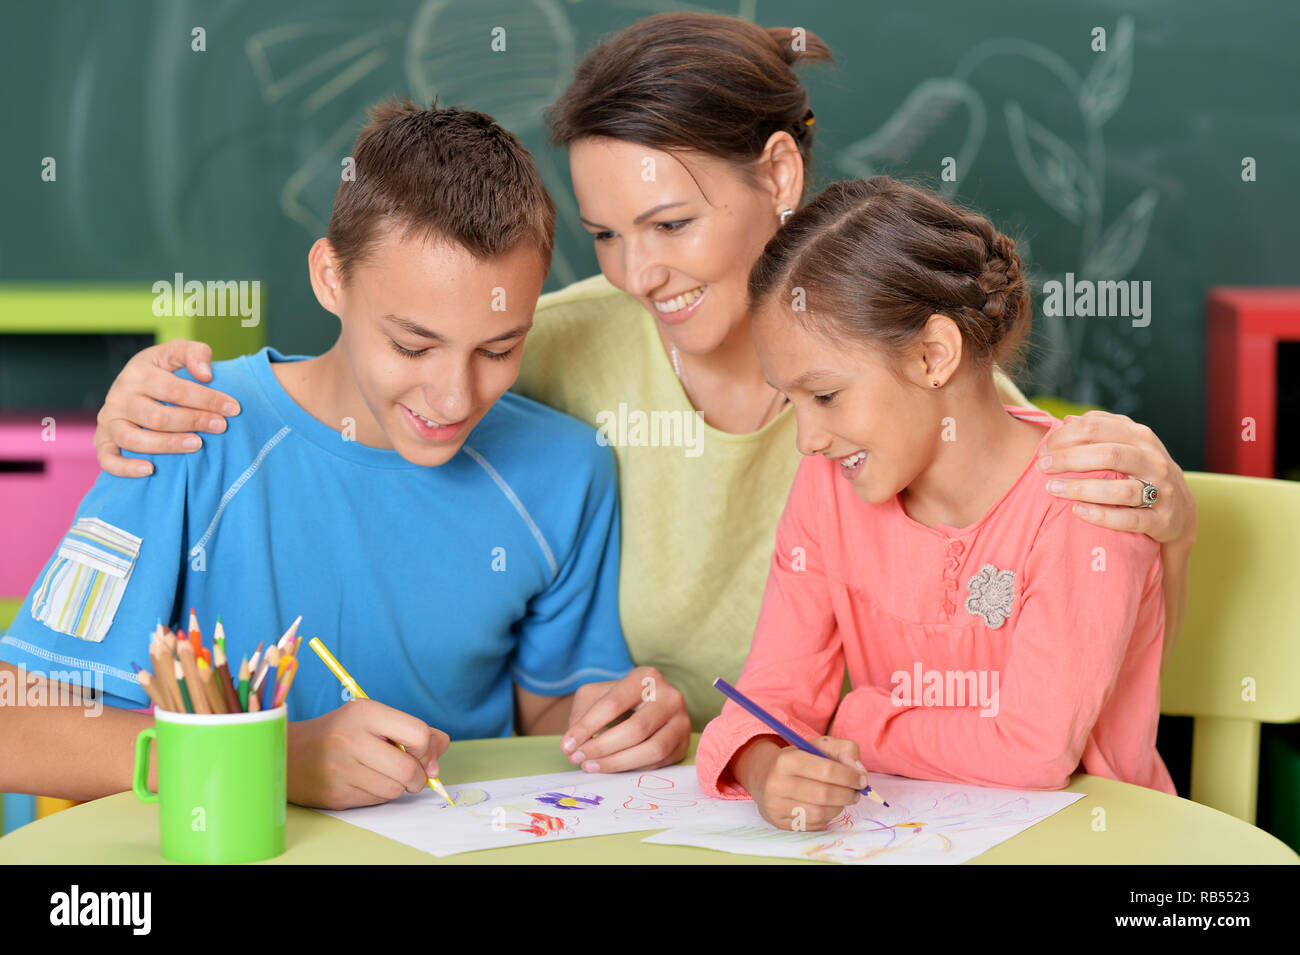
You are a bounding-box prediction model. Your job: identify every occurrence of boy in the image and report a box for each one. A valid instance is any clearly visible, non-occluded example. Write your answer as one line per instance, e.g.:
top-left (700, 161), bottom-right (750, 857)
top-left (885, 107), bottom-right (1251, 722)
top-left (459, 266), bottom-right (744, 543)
top-left (0, 102), bottom-right (669, 809)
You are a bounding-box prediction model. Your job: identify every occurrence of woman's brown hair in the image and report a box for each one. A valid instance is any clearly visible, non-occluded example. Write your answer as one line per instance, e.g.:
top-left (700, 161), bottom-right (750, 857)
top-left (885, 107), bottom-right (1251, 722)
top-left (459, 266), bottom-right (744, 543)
top-left (546, 13), bottom-right (832, 196)
top-left (748, 176), bottom-right (1032, 372)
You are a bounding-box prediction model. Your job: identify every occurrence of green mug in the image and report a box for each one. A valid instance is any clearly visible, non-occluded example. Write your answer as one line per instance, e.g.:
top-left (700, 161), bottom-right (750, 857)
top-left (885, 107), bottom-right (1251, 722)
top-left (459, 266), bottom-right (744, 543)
top-left (133, 706), bottom-right (287, 863)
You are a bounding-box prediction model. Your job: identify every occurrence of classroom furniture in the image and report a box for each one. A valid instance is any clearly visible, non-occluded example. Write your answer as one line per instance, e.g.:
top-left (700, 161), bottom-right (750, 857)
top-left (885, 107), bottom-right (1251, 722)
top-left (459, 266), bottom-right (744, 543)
top-left (0, 415), bottom-right (100, 596)
top-left (1205, 287), bottom-right (1300, 478)
top-left (0, 284), bottom-right (265, 362)
top-left (0, 734), bottom-right (1294, 864)
top-left (1160, 472), bottom-right (1300, 825)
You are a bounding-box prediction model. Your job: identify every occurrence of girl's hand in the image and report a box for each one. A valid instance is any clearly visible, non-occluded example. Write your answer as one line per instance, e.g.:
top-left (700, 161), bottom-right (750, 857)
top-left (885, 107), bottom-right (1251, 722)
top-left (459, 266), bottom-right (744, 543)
top-left (286, 699), bottom-right (450, 810)
top-left (1038, 411), bottom-right (1196, 545)
top-left (94, 339), bottom-right (241, 477)
top-left (732, 736), bottom-right (865, 831)
top-left (561, 666), bottom-right (690, 773)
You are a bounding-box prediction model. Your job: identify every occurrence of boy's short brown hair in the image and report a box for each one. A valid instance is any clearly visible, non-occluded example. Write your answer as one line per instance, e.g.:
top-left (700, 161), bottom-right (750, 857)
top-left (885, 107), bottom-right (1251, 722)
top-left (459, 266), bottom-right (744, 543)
top-left (327, 100), bottom-right (556, 281)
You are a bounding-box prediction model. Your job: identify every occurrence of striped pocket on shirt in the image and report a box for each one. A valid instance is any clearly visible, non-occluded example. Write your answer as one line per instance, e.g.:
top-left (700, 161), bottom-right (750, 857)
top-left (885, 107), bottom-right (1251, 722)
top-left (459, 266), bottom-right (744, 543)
top-left (31, 517), bottom-right (142, 643)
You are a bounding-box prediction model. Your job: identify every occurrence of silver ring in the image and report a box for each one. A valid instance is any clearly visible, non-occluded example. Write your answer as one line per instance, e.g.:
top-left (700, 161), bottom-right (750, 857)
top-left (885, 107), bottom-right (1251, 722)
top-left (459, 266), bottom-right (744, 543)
top-left (1139, 479), bottom-right (1158, 508)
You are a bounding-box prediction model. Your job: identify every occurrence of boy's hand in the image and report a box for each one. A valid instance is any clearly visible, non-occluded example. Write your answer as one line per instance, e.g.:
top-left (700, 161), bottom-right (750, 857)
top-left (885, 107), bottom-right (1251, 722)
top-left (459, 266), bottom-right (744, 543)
top-left (562, 666), bottom-right (690, 773)
top-left (94, 339), bottom-right (242, 477)
top-left (287, 699), bottom-right (450, 809)
top-left (732, 736), bottom-right (865, 831)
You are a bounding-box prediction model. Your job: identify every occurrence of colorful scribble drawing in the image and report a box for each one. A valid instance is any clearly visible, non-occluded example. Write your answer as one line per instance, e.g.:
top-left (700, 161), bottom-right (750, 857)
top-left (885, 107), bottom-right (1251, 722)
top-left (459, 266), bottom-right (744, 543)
top-left (508, 811), bottom-right (570, 838)
top-left (323, 767), bottom-right (1082, 862)
top-left (535, 792), bottom-right (603, 810)
top-left (436, 787), bottom-right (488, 809)
top-left (796, 789), bottom-right (1053, 863)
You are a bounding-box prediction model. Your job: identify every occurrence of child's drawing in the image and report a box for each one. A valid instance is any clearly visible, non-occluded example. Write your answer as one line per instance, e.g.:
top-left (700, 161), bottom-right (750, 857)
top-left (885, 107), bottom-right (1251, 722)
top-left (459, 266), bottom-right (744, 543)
top-left (535, 792), bottom-right (603, 810)
top-left (645, 774), bottom-right (1084, 865)
top-left (320, 767), bottom-right (1082, 862)
top-left (436, 786), bottom-right (489, 808)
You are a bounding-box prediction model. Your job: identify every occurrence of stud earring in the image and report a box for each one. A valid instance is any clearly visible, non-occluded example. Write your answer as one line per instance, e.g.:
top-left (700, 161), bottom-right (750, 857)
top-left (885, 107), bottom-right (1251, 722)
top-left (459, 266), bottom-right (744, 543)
top-left (780, 208), bottom-right (793, 226)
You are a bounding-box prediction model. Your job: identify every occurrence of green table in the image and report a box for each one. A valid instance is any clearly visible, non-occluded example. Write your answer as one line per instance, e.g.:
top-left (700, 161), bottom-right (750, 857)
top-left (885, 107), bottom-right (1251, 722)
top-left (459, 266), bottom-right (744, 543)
top-left (1, 735), bottom-right (1295, 864)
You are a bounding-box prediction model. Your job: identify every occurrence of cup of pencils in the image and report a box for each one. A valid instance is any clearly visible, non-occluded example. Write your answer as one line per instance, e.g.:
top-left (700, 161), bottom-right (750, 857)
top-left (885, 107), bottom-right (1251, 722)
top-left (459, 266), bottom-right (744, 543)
top-left (130, 612), bottom-right (303, 864)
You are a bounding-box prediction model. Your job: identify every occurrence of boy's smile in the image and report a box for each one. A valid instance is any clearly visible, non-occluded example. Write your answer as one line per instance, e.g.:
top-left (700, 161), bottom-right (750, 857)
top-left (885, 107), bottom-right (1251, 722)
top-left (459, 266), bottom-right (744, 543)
top-left (299, 227), bottom-right (547, 467)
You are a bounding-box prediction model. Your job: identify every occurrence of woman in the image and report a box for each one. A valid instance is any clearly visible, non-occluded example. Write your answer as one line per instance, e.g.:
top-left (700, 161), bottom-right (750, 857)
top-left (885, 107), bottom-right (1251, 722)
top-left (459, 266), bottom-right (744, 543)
top-left (89, 13), bottom-right (1196, 768)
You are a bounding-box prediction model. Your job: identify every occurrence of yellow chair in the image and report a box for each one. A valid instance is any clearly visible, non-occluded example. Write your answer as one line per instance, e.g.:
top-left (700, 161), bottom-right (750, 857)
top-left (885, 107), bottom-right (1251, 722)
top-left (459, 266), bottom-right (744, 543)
top-left (1160, 472), bottom-right (1300, 823)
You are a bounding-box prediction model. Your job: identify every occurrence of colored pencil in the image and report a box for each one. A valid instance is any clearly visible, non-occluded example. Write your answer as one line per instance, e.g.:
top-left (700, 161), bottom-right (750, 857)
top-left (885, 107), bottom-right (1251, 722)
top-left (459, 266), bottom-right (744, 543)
top-left (149, 630), bottom-right (182, 712)
top-left (256, 646), bottom-right (280, 710)
top-left (248, 642), bottom-right (264, 678)
top-left (176, 640), bottom-right (211, 714)
top-left (248, 689), bottom-right (261, 712)
top-left (214, 642), bottom-right (242, 714)
top-left (237, 657), bottom-right (250, 712)
top-left (132, 662), bottom-right (165, 711)
top-left (200, 665), bottom-right (228, 714)
top-left (277, 616), bottom-right (301, 656)
top-left (188, 607), bottom-right (202, 657)
top-left (712, 677), bottom-right (887, 806)
top-left (308, 636), bottom-right (455, 806)
top-left (174, 659), bottom-right (194, 713)
top-left (272, 656), bottom-right (298, 709)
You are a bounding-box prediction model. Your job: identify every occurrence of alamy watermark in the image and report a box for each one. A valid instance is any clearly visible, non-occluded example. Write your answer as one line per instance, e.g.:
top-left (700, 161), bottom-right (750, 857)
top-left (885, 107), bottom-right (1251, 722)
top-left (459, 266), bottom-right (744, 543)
top-left (890, 663), bottom-right (1000, 717)
top-left (1042, 272), bottom-right (1150, 328)
top-left (595, 403), bottom-right (704, 458)
top-left (0, 664), bottom-right (104, 717)
top-left (152, 272), bottom-right (261, 327)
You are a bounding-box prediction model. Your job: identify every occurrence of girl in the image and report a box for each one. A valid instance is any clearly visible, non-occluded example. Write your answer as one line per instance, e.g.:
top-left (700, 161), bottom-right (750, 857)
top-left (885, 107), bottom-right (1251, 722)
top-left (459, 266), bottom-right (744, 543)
top-left (85, 14), bottom-right (1194, 771)
top-left (697, 177), bottom-right (1175, 831)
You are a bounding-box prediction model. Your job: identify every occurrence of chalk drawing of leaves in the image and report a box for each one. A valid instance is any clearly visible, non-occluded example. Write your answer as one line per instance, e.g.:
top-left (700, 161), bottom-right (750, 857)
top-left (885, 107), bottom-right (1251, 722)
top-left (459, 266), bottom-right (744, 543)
top-left (1004, 100), bottom-right (1099, 226)
top-left (404, 0), bottom-right (576, 135)
top-left (1080, 188), bottom-right (1158, 280)
top-left (837, 78), bottom-right (986, 198)
top-left (1079, 15), bottom-right (1134, 127)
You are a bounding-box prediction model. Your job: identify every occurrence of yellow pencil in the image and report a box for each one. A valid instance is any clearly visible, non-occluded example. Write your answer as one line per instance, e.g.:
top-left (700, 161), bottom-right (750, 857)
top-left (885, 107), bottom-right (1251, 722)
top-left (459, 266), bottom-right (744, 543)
top-left (307, 637), bottom-right (454, 806)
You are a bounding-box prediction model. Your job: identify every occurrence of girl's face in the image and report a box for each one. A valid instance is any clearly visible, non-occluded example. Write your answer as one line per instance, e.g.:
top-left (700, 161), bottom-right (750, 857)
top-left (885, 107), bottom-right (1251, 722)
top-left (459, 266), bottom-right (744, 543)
top-left (568, 136), bottom-right (798, 355)
top-left (753, 305), bottom-right (940, 504)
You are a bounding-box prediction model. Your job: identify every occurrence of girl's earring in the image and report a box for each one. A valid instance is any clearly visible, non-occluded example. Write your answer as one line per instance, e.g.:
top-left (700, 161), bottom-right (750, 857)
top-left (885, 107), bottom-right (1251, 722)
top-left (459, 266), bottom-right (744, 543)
top-left (932, 379), bottom-right (940, 388)
top-left (780, 208), bottom-right (793, 226)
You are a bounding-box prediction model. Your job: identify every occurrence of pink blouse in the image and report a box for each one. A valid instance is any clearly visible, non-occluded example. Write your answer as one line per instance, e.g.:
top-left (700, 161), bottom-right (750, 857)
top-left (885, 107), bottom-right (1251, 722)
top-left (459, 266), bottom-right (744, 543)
top-left (697, 407), bottom-right (1175, 798)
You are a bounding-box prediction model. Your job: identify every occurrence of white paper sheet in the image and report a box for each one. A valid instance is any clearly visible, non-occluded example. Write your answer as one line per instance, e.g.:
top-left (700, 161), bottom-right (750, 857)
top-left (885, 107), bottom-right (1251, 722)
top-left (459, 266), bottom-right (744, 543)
top-left (642, 773), bottom-right (1085, 864)
top-left (317, 766), bottom-right (1084, 862)
top-left (317, 765), bottom-right (733, 857)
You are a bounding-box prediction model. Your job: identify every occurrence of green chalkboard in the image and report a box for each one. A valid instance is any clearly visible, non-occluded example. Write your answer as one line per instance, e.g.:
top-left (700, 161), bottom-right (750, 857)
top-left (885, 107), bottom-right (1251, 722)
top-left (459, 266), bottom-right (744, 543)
top-left (2, 0), bottom-right (1298, 468)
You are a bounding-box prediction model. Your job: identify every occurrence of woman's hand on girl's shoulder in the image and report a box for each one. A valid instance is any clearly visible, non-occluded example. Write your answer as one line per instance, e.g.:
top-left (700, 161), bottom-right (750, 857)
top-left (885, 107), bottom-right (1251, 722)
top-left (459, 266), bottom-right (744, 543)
top-left (1038, 410), bottom-right (1196, 545)
top-left (94, 339), bottom-right (241, 477)
top-left (561, 666), bottom-right (690, 773)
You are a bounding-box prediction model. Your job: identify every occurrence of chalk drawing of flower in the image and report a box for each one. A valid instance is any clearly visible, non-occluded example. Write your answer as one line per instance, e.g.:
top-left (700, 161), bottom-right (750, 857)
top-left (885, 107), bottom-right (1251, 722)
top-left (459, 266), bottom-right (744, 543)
top-left (535, 792), bottom-right (603, 810)
top-left (965, 564), bottom-right (1017, 629)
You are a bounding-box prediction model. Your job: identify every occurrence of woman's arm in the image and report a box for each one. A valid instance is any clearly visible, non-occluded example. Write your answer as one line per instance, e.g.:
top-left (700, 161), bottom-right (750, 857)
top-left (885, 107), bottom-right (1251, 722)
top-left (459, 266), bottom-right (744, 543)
top-left (94, 340), bottom-right (241, 477)
top-left (1037, 411), bottom-right (1197, 663)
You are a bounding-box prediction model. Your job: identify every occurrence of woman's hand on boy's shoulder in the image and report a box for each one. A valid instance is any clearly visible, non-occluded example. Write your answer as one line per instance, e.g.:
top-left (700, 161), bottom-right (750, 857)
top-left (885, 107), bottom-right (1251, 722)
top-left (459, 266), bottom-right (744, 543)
top-left (1038, 410), bottom-right (1196, 546)
top-left (561, 666), bottom-right (690, 773)
top-left (286, 698), bottom-right (450, 810)
top-left (95, 339), bottom-right (242, 478)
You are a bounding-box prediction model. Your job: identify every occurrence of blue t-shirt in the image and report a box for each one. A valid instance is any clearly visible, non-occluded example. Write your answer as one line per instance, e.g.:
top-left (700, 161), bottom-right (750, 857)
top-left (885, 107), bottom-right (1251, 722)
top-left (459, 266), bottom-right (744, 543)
top-left (1, 348), bottom-right (633, 738)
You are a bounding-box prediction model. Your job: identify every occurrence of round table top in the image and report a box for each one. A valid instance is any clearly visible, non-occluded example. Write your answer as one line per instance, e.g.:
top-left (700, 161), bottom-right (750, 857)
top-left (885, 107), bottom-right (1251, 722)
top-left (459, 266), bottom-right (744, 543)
top-left (2, 734), bottom-right (1296, 864)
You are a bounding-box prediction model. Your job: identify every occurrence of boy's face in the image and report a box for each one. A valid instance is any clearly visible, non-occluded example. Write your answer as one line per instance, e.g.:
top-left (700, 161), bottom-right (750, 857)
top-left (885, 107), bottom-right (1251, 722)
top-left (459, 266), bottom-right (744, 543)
top-left (753, 304), bottom-right (939, 505)
top-left (316, 227), bottom-right (547, 467)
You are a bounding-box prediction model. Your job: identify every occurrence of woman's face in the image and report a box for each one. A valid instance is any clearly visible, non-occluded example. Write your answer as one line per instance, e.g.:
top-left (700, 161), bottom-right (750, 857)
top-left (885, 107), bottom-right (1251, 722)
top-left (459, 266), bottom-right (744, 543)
top-left (568, 135), bottom-right (801, 356)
